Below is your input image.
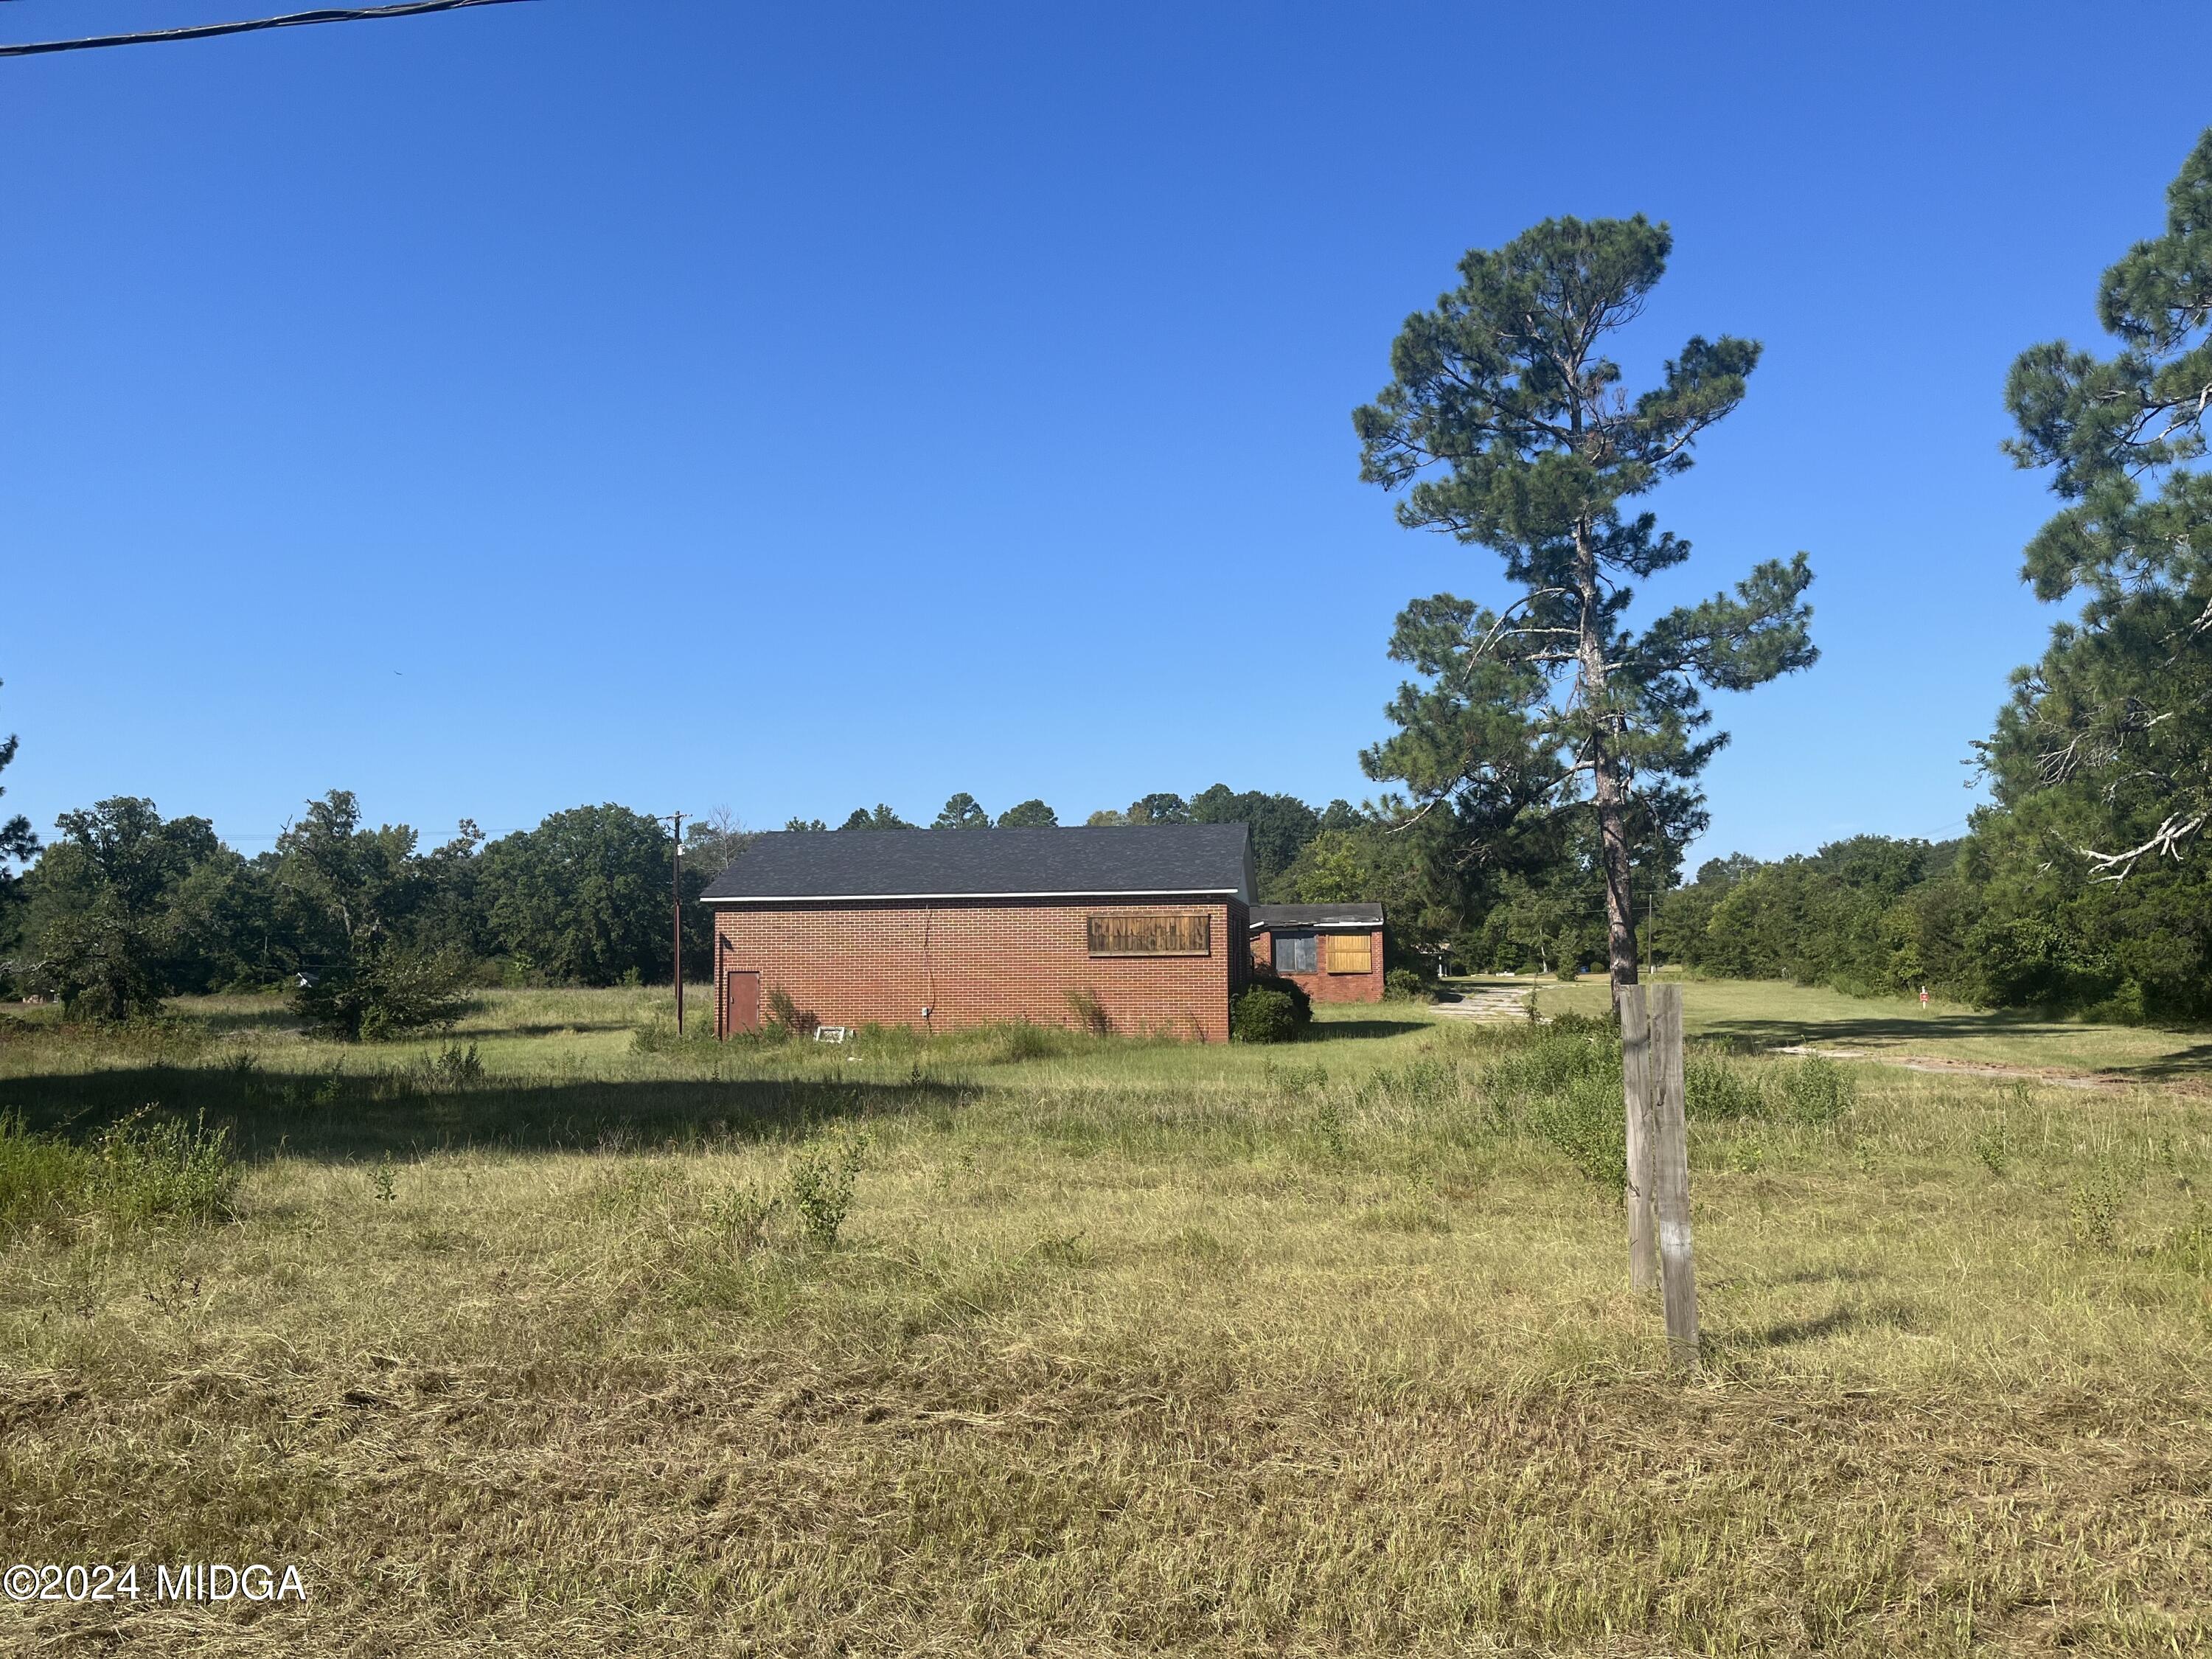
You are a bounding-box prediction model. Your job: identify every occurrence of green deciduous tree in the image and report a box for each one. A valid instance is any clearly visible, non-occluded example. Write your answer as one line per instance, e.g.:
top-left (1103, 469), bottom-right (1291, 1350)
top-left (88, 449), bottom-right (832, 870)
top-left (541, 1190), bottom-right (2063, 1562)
top-left (1124, 793), bottom-right (1191, 825)
top-left (995, 799), bottom-right (1058, 827)
top-left (278, 791), bottom-right (470, 1039)
top-left (1285, 828), bottom-right (1368, 903)
top-left (1188, 785), bottom-right (1321, 895)
top-left (1996, 128), bottom-right (2212, 878)
top-left (1354, 215), bottom-right (1817, 1005)
top-left (933, 793), bottom-right (991, 829)
top-left (23, 798), bottom-right (227, 1020)
top-left (479, 804), bottom-right (682, 988)
top-left (1279, 810), bottom-right (1480, 975)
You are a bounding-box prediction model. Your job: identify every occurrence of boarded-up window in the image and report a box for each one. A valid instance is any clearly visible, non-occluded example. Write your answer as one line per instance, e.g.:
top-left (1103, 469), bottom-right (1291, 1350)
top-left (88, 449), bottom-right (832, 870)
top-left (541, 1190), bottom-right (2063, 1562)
top-left (1273, 932), bottom-right (1317, 974)
top-left (1324, 933), bottom-right (1374, 974)
top-left (1088, 912), bottom-right (1211, 957)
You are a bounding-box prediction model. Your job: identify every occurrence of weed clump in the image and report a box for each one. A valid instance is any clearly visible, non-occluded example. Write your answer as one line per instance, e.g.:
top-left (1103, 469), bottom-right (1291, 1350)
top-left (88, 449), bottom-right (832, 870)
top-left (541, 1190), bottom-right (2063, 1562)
top-left (1313, 1096), bottom-right (1350, 1161)
top-left (91, 1107), bottom-right (240, 1225)
top-left (2069, 1168), bottom-right (2126, 1251)
top-left (1263, 1058), bottom-right (1329, 1098)
top-left (1357, 1058), bottom-right (1460, 1112)
top-left (1770, 1055), bottom-right (1855, 1125)
top-left (434, 1042), bottom-right (484, 1086)
top-left (787, 1140), bottom-right (865, 1249)
top-left (705, 1182), bottom-right (781, 1256)
top-left (0, 1110), bottom-right (91, 1238)
top-left (988, 1021), bottom-right (1065, 1063)
top-left (1527, 1074), bottom-right (1630, 1193)
top-left (1972, 1119), bottom-right (2012, 1177)
top-left (1686, 1055), bottom-right (1765, 1120)
top-left (630, 1016), bottom-right (728, 1057)
top-left (0, 1107), bottom-right (240, 1238)
top-left (1688, 1053), bottom-right (1855, 1126)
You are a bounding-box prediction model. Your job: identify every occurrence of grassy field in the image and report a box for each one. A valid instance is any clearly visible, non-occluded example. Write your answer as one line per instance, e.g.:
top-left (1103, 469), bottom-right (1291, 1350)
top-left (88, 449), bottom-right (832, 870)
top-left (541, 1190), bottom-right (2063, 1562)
top-left (1534, 973), bottom-right (2212, 1082)
top-left (1, 982), bottom-right (2209, 1655)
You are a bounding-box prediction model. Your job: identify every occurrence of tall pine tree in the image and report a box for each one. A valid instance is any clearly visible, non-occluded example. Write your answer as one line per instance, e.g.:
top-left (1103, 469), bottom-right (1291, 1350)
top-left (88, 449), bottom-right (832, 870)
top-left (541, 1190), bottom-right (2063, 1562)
top-left (1997, 128), bottom-right (2212, 877)
top-left (1354, 215), bottom-right (1816, 1004)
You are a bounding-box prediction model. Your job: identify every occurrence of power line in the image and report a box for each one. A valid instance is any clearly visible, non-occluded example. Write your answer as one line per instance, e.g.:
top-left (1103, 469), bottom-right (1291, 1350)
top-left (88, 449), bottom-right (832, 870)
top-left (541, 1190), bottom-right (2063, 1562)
top-left (0, 0), bottom-right (536, 58)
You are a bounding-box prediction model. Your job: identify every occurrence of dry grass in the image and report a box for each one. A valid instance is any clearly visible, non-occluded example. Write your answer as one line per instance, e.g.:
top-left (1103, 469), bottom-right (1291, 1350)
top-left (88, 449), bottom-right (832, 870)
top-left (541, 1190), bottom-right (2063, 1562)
top-left (1, 987), bottom-right (2208, 1655)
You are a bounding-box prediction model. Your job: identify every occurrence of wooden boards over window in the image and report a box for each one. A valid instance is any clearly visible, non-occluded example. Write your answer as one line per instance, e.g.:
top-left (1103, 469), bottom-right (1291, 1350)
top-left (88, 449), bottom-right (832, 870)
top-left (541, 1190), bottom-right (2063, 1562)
top-left (1323, 933), bottom-right (1373, 975)
top-left (1087, 912), bottom-right (1211, 957)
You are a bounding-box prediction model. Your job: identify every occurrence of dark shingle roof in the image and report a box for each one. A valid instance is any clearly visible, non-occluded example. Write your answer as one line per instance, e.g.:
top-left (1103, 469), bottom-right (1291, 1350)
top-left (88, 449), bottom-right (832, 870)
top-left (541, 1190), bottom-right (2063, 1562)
top-left (1248, 902), bottom-right (1383, 931)
top-left (700, 824), bottom-right (1253, 903)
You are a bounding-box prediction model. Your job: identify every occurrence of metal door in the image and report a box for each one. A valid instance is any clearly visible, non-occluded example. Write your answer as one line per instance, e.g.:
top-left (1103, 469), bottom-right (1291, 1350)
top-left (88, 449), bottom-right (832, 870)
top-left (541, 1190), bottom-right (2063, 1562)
top-left (721, 970), bottom-right (760, 1037)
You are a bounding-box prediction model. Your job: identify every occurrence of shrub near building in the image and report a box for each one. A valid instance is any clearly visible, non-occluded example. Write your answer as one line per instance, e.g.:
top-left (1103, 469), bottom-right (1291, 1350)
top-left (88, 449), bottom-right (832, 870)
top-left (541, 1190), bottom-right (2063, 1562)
top-left (1231, 975), bottom-right (1312, 1043)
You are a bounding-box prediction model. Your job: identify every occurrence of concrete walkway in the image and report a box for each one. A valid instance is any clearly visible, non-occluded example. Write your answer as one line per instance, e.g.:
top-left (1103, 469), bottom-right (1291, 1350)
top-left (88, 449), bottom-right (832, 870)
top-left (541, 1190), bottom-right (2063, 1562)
top-left (1429, 983), bottom-right (1538, 1024)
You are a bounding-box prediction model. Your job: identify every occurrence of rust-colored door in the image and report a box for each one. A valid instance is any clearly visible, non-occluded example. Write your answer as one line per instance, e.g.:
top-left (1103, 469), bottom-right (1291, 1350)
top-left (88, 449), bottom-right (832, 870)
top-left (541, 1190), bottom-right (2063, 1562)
top-left (721, 970), bottom-right (760, 1037)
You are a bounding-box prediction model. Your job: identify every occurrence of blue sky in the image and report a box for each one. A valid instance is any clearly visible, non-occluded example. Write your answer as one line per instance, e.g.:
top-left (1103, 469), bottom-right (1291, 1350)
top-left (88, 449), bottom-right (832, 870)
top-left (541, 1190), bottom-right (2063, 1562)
top-left (5, 1), bottom-right (2209, 863)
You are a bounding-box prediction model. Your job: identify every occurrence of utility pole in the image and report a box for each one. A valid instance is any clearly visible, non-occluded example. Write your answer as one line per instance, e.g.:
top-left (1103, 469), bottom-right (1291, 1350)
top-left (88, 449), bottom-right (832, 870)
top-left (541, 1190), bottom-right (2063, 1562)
top-left (664, 811), bottom-right (686, 1034)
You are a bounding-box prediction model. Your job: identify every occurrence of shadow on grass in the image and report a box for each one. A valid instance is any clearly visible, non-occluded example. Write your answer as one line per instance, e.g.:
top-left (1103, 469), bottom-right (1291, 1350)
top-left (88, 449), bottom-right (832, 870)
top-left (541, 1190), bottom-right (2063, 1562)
top-left (1702, 1012), bottom-right (2060, 1048)
top-left (2098, 1040), bottom-right (2212, 1082)
top-left (1700, 1009), bottom-right (2212, 1079)
top-left (1306, 1019), bottom-right (1430, 1041)
top-left (1725, 1301), bottom-right (1919, 1352)
top-left (452, 1020), bottom-right (640, 1040)
top-left (0, 1064), bottom-right (968, 1163)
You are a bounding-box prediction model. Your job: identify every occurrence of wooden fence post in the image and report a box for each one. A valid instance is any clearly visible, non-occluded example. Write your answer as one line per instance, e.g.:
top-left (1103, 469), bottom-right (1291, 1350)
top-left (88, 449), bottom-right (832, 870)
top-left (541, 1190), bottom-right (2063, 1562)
top-left (1649, 984), bottom-right (1700, 1368)
top-left (1621, 983), bottom-right (1658, 1291)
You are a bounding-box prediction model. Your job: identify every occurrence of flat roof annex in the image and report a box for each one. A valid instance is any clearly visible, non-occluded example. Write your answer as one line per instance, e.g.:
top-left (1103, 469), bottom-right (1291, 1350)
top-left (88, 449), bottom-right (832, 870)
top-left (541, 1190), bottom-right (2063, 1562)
top-left (1248, 902), bottom-right (1385, 931)
top-left (699, 824), bottom-right (1256, 905)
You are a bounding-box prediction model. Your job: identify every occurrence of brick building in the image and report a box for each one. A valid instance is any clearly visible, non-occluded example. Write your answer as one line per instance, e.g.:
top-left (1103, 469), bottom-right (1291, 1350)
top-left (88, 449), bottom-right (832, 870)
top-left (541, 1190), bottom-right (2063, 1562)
top-left (1248, 902), bottom-right (1385, 1004)
top-left (702, 824), bottom-right (1256, 1043)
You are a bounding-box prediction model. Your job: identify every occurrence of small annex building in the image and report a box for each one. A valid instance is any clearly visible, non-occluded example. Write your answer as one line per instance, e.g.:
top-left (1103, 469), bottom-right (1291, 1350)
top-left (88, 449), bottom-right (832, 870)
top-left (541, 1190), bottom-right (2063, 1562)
top-left (700, 824), bottom-right (1256, 1043)
top-left (1248, 902), bottom-right (1386, 1004)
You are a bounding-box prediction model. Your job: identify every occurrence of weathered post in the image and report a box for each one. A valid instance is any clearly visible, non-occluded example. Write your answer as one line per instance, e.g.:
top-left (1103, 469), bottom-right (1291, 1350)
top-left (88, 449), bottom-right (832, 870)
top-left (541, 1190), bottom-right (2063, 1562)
top-left (1649, 984), bottom-right (1700, 1367)
top-left (1621, 983), bottom-right (1658, 1291)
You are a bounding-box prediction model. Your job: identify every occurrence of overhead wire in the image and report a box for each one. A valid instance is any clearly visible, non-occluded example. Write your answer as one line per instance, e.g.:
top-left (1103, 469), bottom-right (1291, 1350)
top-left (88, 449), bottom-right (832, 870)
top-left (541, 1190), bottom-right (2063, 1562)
top-left (0, 0), bottom-right (535, 57)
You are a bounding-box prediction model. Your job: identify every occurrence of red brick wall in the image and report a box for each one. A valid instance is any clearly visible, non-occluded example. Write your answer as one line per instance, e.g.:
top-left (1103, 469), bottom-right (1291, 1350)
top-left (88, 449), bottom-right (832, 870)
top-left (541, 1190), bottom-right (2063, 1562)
top-left (1248, 927), bottom-right (1386, 1004)
top-left (713, 896), bottom-right (1246, 1043)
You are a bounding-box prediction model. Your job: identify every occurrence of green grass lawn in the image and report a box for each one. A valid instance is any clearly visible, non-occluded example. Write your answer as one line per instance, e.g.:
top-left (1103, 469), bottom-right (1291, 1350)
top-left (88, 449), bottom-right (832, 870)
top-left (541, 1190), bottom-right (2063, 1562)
top-left (1531, 972), bottom-right (2212, 1082)
top-left (2, 984), bottom-right (2209, 1655)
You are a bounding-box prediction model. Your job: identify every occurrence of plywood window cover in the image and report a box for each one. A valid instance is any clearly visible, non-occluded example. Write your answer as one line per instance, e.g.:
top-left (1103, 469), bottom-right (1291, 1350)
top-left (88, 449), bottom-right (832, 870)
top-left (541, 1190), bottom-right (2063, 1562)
top-left (1088, 912), bottom-right (1211, 957)
top-left (1324, 933), bottom-right (1374, 974)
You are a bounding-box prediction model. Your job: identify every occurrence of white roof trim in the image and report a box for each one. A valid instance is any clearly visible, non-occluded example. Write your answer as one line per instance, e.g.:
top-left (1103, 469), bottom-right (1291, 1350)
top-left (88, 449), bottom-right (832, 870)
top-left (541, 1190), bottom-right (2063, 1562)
top-left (703, 888), bottom-right (1240, 905)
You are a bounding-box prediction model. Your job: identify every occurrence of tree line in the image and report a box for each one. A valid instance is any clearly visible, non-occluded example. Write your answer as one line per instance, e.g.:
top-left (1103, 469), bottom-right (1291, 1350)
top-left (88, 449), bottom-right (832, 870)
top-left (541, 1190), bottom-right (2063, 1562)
top-left (0, 776), bottom-right (1465, 1036)
top-left (0, 790), bottom-right (717, 1035)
